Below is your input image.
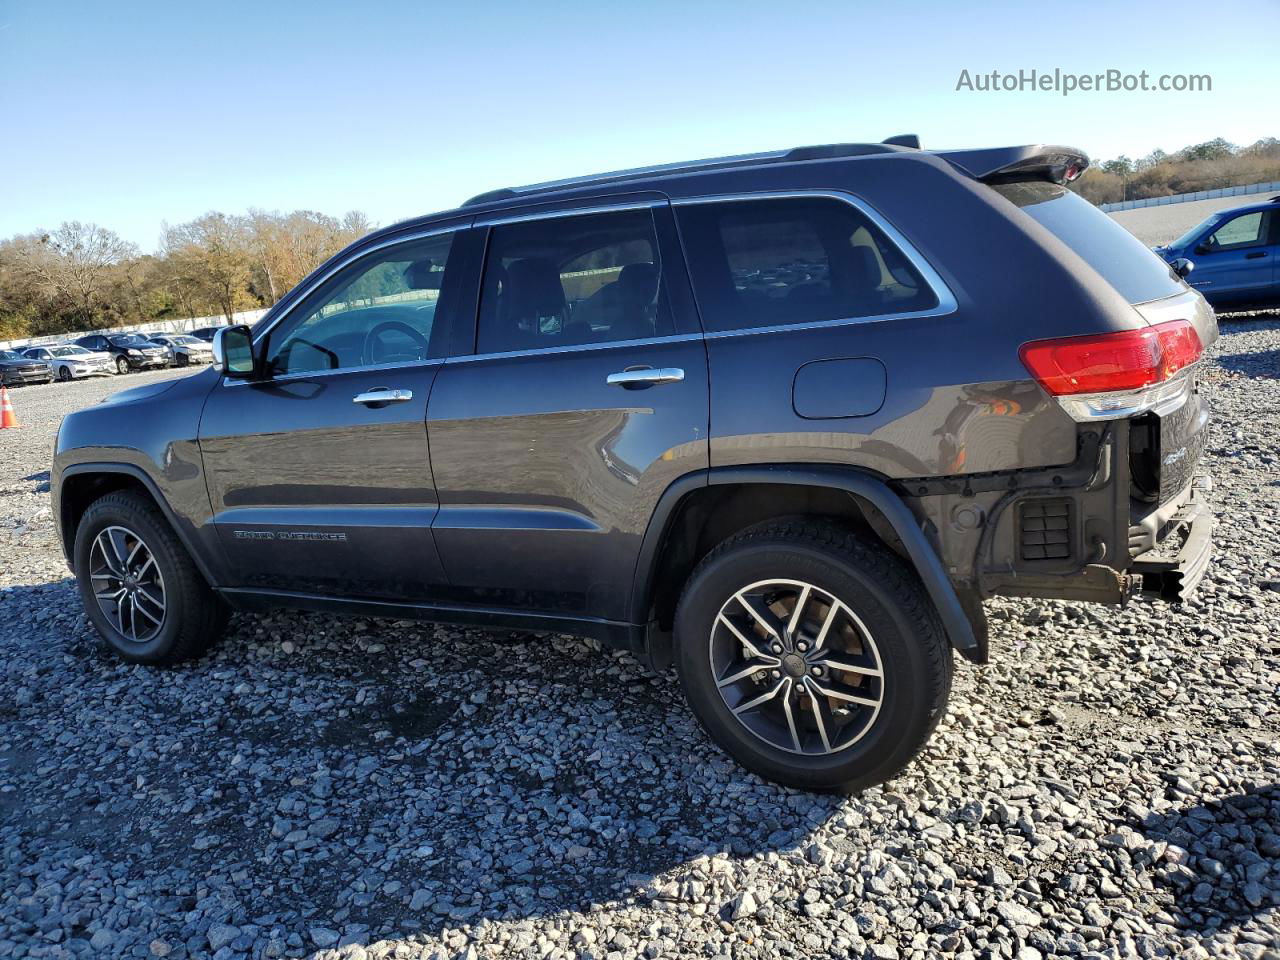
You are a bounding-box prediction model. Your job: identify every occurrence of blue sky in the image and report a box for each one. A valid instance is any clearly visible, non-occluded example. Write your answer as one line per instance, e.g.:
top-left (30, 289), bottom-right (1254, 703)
top-left (1, 0), bottom-right (1275, 251)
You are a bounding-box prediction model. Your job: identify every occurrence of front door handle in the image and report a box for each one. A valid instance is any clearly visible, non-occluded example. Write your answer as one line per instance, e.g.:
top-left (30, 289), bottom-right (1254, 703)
top-left (353, 387), bottom-right (413, 406)
top-left (1244, 251), bottom-right (1268, 259)
top-left (606, 367), bottom-right (685, 388)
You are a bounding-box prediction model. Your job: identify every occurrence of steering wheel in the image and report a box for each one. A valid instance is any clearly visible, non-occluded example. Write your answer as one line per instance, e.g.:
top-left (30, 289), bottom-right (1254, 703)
top-left (362, 320), bottom-right (431, 366)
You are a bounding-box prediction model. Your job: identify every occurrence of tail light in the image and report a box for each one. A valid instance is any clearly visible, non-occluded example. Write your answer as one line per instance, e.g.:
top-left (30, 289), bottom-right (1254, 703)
top-left (1020, 320), bottom-right (1203, 421)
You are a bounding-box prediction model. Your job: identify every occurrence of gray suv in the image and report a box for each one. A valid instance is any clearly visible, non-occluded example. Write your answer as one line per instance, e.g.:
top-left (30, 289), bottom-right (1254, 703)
top-left (52, 138), bottom-right (1216, 791)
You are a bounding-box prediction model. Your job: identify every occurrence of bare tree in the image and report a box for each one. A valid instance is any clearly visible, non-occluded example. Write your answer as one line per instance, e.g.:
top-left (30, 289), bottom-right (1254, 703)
top-left (18, 222), bottom-right (137, 327)
top-left (163, 213), bottom-right (255, 323)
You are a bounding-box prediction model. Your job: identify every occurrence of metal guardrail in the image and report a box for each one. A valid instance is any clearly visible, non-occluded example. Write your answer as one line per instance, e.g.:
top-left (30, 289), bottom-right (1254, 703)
top-left (1101, 180), bottom-right (1280, 212)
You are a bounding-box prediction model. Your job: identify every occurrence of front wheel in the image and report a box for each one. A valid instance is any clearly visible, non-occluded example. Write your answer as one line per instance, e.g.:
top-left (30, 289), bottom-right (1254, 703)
top-left (58, 365), bottom-right (72, 382)
top-left (73, 491), bottom-right (229, 664)
top-left (674, 521), bottom-right (952, 792)
top-left (115, 356), bottom-right (130, 375)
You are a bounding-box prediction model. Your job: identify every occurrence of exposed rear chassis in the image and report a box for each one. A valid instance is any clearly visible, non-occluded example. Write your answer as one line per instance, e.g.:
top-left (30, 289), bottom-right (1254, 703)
top-left (899, 420), bottom-right (1213, 609)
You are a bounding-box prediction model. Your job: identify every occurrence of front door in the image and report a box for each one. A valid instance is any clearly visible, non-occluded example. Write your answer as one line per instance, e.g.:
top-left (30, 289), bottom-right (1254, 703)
top-left (1188, 209), bottom-right (1276, 304)
top-left (198, 225), bottom-right (470, 600)
top-left (427, 202), bottom-right (708, 623)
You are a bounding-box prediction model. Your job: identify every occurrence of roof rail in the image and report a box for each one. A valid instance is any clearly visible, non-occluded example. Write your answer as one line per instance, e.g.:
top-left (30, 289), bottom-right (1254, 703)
top-left (461, 136), bottom-right (922, 207)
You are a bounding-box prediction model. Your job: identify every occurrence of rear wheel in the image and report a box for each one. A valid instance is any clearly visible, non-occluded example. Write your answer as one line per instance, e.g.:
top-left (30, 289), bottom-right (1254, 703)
top-left (74, 491), bottom-right (229, 664)
top-left (674, 520), bottom-right (952, 792)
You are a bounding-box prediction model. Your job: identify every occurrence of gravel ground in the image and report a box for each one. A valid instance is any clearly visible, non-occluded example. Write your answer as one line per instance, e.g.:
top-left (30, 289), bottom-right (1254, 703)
top-left (1, 326), bottom-right (1278, 960)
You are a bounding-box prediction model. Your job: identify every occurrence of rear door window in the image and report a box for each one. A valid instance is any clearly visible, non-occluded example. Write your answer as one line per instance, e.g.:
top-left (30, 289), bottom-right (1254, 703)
top-left (476, 208), bottom-right (673, 354)
top-left (674, 196), bottom-right (938, 333)
top-left (992, 181), bottom-right (1183, 304)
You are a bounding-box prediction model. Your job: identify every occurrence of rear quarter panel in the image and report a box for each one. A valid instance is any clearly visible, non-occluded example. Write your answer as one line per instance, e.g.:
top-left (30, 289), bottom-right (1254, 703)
top-left (663, 154), bottom-right (1146, 478)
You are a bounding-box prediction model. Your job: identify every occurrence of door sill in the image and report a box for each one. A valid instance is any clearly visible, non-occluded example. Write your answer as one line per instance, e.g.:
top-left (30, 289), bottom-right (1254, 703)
top-left (216, 587), bottom-right (645, 651)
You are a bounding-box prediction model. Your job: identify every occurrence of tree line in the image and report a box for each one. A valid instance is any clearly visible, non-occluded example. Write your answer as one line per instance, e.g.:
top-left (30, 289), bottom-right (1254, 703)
top-left (0, 209), bottom-right (372, 340)
top-left (3, 135), bottom-right (1276, 340)
top-left (1071, 137), bottom-right (1280, 205)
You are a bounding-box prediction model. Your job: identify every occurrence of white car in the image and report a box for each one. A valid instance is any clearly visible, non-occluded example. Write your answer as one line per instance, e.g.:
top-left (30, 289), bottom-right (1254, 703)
top-left (149, 334), bottom-right (215, 367)
top-left (21, 344), bottom-right (115, 381)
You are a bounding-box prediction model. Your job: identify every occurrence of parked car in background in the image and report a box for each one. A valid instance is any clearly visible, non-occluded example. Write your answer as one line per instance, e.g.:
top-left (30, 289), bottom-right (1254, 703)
top-left (21, 343), bottom-right (114, 381)
top-left (188, 326), bottom-right (227, 343)
top-left (74, 332), bottom-right (171, 374)
top-left (1153, 196), bottom-right (1280, 311)
top-left (150, 333), bottom-right (215, 367)
top-left (0, 348), bottom-right (53, 386)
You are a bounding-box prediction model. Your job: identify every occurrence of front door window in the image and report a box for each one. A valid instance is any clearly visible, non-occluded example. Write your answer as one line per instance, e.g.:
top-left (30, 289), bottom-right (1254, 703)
top-left (264, 233), bottom-right (455, 375)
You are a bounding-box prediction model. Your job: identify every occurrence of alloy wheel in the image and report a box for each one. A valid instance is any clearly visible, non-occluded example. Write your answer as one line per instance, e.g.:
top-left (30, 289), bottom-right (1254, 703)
top-left (89, 525), bottom-right (167, 644)
top-left (709, 578), bottom-right (884, 755)
top-left (116, 356), bottom-right (130, 374)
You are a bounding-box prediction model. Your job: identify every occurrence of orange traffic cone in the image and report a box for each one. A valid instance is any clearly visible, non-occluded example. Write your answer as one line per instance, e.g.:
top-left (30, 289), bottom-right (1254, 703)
top-left (0, 386), bottom-right (17, 429)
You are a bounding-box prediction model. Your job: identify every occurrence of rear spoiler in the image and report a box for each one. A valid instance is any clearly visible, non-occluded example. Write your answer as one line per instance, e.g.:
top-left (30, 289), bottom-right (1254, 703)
top-left (936, 145), bottom-right (1089, 185)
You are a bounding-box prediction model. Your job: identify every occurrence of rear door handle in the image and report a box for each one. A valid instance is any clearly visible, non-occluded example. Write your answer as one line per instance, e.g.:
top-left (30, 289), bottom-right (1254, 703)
top-left (606, 367), bottom-right (684, 388)
top-left (353, 387), bottom-right (413, 406)
top-left (1244, 251), bottom-right (1268, 259)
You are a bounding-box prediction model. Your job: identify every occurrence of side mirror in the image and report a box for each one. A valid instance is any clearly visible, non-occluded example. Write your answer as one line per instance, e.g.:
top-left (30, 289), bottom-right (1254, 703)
top-left (213, 325), bottom-right (256, 378)
top-left (1170, 258), bottom-right (1195, 279)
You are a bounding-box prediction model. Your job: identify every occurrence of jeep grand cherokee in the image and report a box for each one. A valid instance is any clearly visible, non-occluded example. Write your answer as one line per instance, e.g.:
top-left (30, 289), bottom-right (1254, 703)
top-left (52, 137), bottom-right (1216, 791)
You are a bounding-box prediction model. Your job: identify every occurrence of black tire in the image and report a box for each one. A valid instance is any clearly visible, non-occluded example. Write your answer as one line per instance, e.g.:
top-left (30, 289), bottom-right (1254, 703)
top-left (115, 356), bottom-right (130, 375)
top-left (674, 520), bottom-right (952, 792)
top-left (73, 491), bottom-right (229, 664)
top-left (57, 365), bottom-right (72, 382)
top-left (176, 353), bottom-right (188, 367)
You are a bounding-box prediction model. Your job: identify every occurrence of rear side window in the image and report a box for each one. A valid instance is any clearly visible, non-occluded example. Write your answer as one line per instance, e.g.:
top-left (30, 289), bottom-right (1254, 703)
top-left (477, 209), bottom-right (672, 354)
top-left (675, 196), bottom-right (938, 333)
top-left (991, 181), bottom-right (1183, 304)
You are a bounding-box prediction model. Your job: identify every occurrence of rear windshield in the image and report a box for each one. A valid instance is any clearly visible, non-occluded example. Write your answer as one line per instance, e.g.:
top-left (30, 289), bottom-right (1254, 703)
top-left (991, 181), bottom-right (1182, 304)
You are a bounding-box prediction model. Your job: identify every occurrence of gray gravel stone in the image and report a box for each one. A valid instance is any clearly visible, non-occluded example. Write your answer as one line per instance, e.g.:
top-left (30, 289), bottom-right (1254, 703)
top-left (2, 323), bottom-right (1280, 958)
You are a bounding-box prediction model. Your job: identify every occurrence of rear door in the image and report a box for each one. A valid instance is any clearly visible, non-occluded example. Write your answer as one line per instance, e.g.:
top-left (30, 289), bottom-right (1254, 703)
top-left (426, 199), bottom-right (708, 622)
top-left (198, 223), bottom-right (476, 601)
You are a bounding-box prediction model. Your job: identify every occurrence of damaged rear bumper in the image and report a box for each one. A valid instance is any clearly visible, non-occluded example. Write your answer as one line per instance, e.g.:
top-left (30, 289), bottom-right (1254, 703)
top-left (1130, 480), bottom-right (1213, 603)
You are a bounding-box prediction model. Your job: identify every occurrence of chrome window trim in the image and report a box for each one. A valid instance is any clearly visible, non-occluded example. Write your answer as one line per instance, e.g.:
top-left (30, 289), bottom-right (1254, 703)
top-left (450, 332), bottom-right (703, 365)
top-left (670, 189), bottom-right (958, 333)
top-left (222, 356), bottom-right (447, 388)
top-left (471, 199), bottom-right (661, 228)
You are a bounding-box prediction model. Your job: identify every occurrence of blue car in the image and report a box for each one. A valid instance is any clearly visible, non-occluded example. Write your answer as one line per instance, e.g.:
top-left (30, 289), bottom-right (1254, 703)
top-left (1154, 196), bottom-right (1280, 311)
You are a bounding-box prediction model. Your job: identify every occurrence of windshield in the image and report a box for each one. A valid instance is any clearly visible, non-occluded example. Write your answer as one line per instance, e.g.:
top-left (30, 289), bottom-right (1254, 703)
top-left (174, 336), bottom-right (201, 345)
top-left (991, 181), bottom-right (1184, 304)
top-left (1171, 215), bottom-right (1221, 250)
top-left (110, 334), bottom-right (149, 346)
top-left (0, 350), bottom-right (21, 361)
top-left (52, 347), bottom-right (84, 357)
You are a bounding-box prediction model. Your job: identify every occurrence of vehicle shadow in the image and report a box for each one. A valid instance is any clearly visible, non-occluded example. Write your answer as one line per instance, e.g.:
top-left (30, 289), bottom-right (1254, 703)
top-left (1217, 348), bottom-right (1280, 379)
top-left (0, 580), bottom-right (844, 954)
top-left (1138, 784), bottom-right (1280, 934)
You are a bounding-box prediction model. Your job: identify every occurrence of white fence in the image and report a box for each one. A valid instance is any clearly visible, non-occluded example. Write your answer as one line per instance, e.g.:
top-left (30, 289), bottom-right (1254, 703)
top-left (0, 308), bottom-right (269, 352)
top-left (1100, 180), bottom-right (1280, 212)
